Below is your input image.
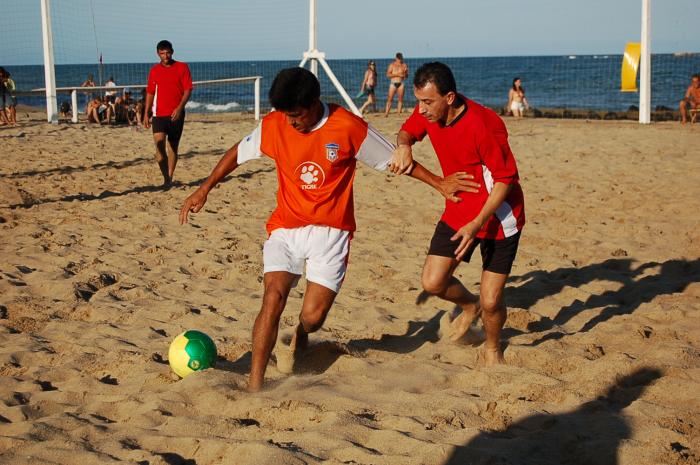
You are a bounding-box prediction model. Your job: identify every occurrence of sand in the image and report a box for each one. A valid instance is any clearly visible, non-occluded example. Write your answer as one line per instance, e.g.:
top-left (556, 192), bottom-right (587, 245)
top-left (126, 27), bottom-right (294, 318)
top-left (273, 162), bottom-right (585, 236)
top-left (0, 112), bottom-right (698, 465)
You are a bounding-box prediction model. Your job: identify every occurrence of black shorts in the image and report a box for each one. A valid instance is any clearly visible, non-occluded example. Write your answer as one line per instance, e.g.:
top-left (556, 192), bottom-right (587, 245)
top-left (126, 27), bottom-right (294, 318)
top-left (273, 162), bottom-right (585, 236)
top-left (428, 221), bottom-right (521, 275)
top-left (152, 113), bottom-right (185, 148)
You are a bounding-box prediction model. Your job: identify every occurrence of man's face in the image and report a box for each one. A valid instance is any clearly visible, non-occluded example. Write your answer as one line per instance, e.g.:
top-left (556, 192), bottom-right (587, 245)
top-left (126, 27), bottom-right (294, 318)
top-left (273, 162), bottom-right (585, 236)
top-left (692, 77), bottom-right (700, 89)
top-left (414, 82), bottom-right (455, 124)
top-left (281, 102), bottom-right (321, 133)
top-left (157, 48), bottom-right (173, 65)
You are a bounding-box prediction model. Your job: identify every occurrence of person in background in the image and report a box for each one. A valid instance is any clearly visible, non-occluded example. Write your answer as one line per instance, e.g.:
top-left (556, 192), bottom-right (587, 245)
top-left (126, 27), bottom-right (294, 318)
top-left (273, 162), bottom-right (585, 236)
top-left (679, 73), bottom-right (700, 124)
top-left (135, 89), bottom-right (147, 127)
top-left (59, 100), bottom-right (72, 119)
top-left (81, 73), bottom-right (97, 115)
top-left (384, 52), bottom-right (409, 117)
top-left (104, 95), bottom-right (125, 125)
top-left (507, 77), bottom-right (529, 118)
top-left (0, 67), bottom-right (9, 125)
top-left (144, 40), bottom-right (193, 187)
top-left (98, 95), bottom-right (112, 124)
top-left (3, 70), bottom-right (17, 125)
top-left (104, 76), bottom-right (117, 102)
top-left (123, 89), bottom-right (139, 126)
top-left (359, 60), bottom-right (377, 114)
top-left (86, 97), bottom-right (102, 124)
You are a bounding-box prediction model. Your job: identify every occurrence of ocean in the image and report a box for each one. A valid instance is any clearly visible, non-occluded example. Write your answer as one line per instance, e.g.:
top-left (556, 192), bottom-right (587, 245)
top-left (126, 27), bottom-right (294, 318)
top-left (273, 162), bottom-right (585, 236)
top-left (6, 54), bottom-right (699, 113)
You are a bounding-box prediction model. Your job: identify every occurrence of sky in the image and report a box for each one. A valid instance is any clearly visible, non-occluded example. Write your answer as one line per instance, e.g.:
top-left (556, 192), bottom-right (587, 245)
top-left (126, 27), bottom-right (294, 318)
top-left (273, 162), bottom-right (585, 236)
top-left (1, 0), bottom-right (697, 65)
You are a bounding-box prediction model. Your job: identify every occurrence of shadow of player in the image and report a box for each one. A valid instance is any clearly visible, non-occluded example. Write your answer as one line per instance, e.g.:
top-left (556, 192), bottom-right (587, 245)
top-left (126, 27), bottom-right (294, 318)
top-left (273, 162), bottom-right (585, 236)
top-left (444, 367), bottom-right (662, 465)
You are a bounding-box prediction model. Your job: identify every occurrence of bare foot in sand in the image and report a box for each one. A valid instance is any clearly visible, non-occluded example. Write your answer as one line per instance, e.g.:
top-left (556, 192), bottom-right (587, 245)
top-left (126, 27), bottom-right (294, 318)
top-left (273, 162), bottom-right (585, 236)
top-left (275, 324), bottom-right (309, 374)
top-left (247, 379), bottom-right (263, 392)
top-left (449, 305), bottom-right (481, 342)
top-left (481, 346), bottom-right (505, 366)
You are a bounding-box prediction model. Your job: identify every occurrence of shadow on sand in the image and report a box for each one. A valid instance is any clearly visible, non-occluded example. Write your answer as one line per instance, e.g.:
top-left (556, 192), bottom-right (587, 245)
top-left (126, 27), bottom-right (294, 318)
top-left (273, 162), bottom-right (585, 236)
top-left (7, 166), bottom-right (275, 209)
top-left (445, 367), bottom-right (662, 465)
top-left (414, 258), bottom-right (700, 346)
top-left (0, 148), bottom-right (218, 180)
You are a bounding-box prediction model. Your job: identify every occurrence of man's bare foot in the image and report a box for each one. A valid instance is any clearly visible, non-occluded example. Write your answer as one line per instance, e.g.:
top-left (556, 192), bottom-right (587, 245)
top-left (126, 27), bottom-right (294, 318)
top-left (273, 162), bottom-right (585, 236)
top-left (247, 378), bottom-right (263, 392)
top-left (449, 305), bottom-right (481, 342)
top-left (481, 346), bottom-right (505, 366)
top-left (275, 324), bottom-right (309, 374)
top-left (292, 324), bottom-right (309, 353)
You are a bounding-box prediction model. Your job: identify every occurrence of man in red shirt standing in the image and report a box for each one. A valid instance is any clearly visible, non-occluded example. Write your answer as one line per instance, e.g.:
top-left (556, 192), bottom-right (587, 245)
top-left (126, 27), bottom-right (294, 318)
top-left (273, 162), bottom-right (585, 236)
top-left (393, 62), bottom-right (525, 365)
top-left (144, 40), bottom-right (193, 187)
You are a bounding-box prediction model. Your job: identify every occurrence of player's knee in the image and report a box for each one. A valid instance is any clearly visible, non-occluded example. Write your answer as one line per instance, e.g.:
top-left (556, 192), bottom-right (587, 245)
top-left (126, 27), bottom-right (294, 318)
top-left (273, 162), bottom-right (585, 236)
top-left (421, 275), bottom-right (448, 296)
top-left (261, 285), bottom-right (289, 313)
top-left (299, 311), bottom-right (325, 333)
top-left (480, 293), bottom-right (502, 314)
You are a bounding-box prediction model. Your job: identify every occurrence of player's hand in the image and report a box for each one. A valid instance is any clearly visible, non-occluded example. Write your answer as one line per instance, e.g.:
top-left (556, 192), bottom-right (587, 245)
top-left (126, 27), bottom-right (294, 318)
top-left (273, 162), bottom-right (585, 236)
top-left (143, 117), bottom-right (150, 129)
top-left (389, 144), bottom-right (413, 175)
top-left (179, 187), bottom-right (209, 225)
top-left (451, 221), bottom-right (481, 261)
top-left (171, 107), bottom-right (182, 121)
top-left (439, 172), bottom-right (480, 202)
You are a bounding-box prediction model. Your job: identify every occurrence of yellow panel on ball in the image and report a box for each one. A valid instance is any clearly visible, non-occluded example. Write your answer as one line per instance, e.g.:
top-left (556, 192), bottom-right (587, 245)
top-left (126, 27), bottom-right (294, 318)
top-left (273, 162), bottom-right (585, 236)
top-left (168, 332), bottom-right (195, 378)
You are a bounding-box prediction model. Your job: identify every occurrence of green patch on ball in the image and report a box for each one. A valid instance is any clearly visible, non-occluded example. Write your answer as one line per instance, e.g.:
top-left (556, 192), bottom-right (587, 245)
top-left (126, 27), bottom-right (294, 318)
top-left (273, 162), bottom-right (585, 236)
top-left (168, 330), bottom-right (217, 378)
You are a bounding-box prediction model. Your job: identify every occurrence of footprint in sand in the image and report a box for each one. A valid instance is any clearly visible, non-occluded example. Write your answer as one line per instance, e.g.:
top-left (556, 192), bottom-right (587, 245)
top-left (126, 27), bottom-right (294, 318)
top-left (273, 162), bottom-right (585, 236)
top-left (74, 272), bottom-right (119, 302)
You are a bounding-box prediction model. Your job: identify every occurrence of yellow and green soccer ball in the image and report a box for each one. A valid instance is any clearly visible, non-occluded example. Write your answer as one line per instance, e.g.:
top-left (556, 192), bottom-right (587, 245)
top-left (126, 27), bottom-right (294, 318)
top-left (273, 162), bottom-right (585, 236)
top-left (168, 330), bottom-right (217, 378)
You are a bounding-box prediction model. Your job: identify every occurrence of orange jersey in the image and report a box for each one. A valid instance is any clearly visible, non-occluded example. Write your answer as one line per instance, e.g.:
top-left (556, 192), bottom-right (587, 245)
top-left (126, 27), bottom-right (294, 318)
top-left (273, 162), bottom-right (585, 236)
top-left (237, 103), bottom-right (394, 234)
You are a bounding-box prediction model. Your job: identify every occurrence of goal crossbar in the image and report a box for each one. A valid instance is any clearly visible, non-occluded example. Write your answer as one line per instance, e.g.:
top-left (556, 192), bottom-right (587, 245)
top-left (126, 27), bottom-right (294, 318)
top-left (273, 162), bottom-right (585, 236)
top-left (31, 76), bottom-right (263, 123)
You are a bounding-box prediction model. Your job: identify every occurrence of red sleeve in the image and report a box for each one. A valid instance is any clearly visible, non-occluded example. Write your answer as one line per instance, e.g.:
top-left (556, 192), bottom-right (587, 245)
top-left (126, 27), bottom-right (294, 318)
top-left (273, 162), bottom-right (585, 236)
top-left (400, 105), bottom-right (428, 141)
top-left (476, 114), bottom-right (518, 184)
top-left (146, 67), bottom-right (156, 95)
top-left (181, 63), bottom-right (193, 91)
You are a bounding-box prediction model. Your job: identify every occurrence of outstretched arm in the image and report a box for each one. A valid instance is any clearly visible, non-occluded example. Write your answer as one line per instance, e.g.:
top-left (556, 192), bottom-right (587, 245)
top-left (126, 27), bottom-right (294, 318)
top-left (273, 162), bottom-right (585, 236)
top-left (179, 142), bottom-right (242, 224)
top-left (408, 163), bottom-right (479, 202)
top-left (389, 129), bottom-right (417, 174)
top-left (394, 130), bottom-right (479, 198)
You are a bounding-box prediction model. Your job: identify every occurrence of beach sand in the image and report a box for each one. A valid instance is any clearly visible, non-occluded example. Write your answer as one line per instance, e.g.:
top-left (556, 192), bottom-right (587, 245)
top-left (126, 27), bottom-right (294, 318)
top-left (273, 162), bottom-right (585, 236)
top-left (0, 112), bottom-right (698, 465)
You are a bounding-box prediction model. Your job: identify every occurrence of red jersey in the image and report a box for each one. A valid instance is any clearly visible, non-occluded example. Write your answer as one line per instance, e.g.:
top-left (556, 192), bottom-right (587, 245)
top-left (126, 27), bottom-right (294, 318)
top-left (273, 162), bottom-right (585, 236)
top-left (146, 61), bottom-right (193, 117)
top-left (237, 103), bottom-right (394, 235)
top-left (401, 96), bottom-right (525, 240)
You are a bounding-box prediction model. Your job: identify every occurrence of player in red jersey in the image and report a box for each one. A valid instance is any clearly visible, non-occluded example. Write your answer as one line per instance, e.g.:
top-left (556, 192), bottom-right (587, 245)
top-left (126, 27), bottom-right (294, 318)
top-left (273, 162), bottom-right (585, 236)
top-left (144, 40), bottom-right (193, 187)
top-left (179, 68), bottom-right (477, 391)
top-left (392, 62), bottom-right (525, 365)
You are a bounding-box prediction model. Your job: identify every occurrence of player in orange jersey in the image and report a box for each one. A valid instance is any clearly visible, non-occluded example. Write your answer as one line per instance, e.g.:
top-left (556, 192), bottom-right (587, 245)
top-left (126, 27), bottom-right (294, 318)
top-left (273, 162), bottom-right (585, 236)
top-left (179, 68), bottom-right (478, 391)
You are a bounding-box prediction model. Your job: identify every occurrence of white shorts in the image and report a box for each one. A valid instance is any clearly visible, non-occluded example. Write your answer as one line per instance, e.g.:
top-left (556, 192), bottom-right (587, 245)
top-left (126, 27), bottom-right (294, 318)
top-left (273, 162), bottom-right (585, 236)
top-left (510, 101), bottom-right (525, 112)
top-left (263, 225), bottom-right (351, 293)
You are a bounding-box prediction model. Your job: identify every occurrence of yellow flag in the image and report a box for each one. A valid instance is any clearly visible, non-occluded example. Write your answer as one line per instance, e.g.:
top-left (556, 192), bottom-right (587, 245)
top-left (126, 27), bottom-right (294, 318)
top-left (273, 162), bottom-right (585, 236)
top-left (621, 42), bottom-right (641, 92)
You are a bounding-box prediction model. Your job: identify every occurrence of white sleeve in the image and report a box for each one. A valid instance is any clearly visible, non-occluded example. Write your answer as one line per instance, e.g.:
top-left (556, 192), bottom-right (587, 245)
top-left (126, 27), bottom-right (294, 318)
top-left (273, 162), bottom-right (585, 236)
top-left (356, 124), bottom-right (395, 171)
top-left (237, 123), bottom-right (264, 164)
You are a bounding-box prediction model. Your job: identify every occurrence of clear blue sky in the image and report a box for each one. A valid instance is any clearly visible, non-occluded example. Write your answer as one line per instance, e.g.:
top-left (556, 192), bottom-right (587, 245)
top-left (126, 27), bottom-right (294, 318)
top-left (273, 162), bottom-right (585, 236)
top-left (1, 0), bottom-right (697, 65)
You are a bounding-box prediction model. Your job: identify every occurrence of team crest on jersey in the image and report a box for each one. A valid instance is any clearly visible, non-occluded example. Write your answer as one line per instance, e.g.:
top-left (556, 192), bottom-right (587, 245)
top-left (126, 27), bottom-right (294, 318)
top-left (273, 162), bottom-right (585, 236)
top-left (325, 143), bottom-right (339, 163)
top-left (295, 161), bottom-right (326, 190)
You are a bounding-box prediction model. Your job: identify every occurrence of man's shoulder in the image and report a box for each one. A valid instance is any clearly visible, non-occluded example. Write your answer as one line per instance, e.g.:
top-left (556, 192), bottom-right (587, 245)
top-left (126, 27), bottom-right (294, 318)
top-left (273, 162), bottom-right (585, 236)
top-left (465, 98), bottom-right (502, 123)
top-left (174, 60), bottom-right (190, 70)
top-left (326, 104), bottom-right (368, 133)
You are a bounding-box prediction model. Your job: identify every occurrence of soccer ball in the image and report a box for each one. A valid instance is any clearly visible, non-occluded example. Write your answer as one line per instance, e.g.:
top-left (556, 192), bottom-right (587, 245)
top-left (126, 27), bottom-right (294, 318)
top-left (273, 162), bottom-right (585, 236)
top-left (168, 330), bottom-right (217, 378)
